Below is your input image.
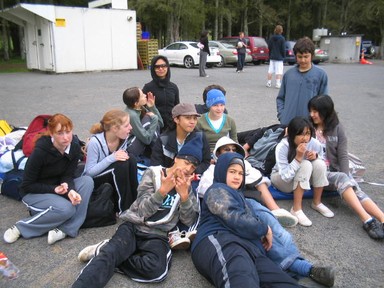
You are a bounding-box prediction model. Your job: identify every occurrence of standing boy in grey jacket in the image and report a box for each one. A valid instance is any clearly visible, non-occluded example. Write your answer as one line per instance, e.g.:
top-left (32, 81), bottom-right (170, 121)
top-left (72, 137), bottom-right (201, 287)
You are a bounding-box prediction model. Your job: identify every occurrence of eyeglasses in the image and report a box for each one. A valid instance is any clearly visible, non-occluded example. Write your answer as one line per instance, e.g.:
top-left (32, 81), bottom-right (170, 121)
top-left (154, 64), bottom-right (168, 70)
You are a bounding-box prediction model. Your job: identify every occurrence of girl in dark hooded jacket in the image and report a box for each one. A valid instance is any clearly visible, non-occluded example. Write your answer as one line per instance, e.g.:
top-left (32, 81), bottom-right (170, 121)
top-left (142, 55), bottom-right (180, 132)
top-left (191, 152), bottom-right (300, 288)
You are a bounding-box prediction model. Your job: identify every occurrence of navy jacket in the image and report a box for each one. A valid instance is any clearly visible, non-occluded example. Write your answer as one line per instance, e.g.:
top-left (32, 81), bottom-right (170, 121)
top-left (192, 153), bottom-right (268, 252)
top-left (268, 34), bottom-right (285, 61)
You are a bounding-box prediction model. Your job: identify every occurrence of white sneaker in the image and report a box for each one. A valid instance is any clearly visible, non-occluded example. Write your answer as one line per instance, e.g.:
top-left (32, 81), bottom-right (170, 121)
top-left (271, 208), bottom-right (298, 227)
top-left (78, 239), bottom-right (109, 262)
top-left (4, 225), bottom-right (21, 243)
top-left (311, 203), bottom-right (335, 218)
top-left (290, 208), bottom-right (312, 227)
top-left (266, 82), bottom-right (272, 88)
top-left (47, 229), bottom-right (66, 245)
top-left (185, 230), bottom-right (197, 242)
top-left (275, 83), bottom-right (281, 89)
top-left (168, 229), bottom-right (190, 250)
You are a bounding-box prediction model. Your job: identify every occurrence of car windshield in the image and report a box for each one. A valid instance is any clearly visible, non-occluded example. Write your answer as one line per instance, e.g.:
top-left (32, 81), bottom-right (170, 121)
top-left (252, 38), bottom-right (267, 47)
top-left (190, 43), bottom-right (199, 49)
top-left (220, 39), bottom-right (237, 45)
top-left (222, 42), bottom-right (235, 48)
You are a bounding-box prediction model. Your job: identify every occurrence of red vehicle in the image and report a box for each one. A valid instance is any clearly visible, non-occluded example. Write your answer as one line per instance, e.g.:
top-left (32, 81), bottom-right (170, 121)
top-left (219, 36), bottom-right (269, 65)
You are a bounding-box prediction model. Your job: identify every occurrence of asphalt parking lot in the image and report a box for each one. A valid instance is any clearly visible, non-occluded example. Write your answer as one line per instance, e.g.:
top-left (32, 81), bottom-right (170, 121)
top-left (1, 60), bottom-right (384, 287)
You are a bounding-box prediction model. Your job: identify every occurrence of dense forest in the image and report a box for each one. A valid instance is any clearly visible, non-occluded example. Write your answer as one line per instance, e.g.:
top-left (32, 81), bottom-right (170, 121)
top-left (1, 0), bottom-right (383, 60)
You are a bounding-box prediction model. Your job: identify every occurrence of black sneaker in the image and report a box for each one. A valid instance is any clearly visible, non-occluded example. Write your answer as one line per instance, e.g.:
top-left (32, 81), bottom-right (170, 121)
top-left (363, 218), bottom-right (384, 240)
top-left (309, 266), bottom-right (335, 287)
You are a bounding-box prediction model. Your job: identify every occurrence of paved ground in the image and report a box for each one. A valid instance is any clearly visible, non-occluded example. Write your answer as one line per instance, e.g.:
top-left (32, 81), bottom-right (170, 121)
top-left (1, 60), bottom-right (384, 288)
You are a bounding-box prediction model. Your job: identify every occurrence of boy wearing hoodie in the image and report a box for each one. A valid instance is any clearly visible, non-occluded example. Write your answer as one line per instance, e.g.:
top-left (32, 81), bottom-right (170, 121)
top-left (191, 152), bottom-right (301, 287)
top-left (196, 136), bottom-right (335, 287)
top-left (72, 138), bottom-right (201, 287)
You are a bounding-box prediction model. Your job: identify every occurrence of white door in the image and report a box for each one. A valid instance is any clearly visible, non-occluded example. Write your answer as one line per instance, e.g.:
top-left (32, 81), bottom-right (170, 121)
top-left (35, 17), bottom-right (54, 71)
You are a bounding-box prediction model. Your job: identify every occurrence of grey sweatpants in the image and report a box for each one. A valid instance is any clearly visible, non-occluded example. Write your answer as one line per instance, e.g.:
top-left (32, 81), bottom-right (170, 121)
top-left (199, 50), bottom-right (208, 76)
top-left (16, 176), bottom-right (93, 238)
top-left (271, 159), bottom-right (329, 192)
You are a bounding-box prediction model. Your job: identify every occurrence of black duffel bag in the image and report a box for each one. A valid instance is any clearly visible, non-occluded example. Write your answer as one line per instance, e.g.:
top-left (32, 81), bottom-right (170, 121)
top-left (81, 183), bottom-right (117, 228)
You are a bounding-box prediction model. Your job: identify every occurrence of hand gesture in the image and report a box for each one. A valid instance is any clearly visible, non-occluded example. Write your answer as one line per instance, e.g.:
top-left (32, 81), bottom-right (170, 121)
top-left (296, 143), bottom-right (307, 161)
top-left (158, 169), bottom-right (176, 197)
top-left (55, 182), bottom-right (68, 194)
top-left (174, 168), bottom-right (193, 202)
top-left (114, 150), bottom-right (129, 161)
top-left (68, 190), bottom-right (82, 205)
top-left (305, 150), bottom-right (317, 161)
top-left (146, 92), bottom-right (155, 107)
top-left (261, 226), bottom-right (273, 251)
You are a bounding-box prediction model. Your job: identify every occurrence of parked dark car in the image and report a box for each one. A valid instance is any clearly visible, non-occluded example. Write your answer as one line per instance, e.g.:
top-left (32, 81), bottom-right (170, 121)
top-left (219, 36), bottom-right (269, 65)
top-left (360, 40), bottom-right (375, 58)
top-left (284, 41), bottom-right (296, 65)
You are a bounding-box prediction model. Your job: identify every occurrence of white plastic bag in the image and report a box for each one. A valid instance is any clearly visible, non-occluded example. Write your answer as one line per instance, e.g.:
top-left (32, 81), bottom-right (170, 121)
top-left (348, 153), bottom-right (365, 183)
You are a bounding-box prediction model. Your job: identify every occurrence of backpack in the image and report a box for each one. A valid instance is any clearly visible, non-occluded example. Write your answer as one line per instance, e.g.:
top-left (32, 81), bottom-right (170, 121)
top-left (246, 125), bottom-right (286, 177)
top-left (15, 115), bottom-right (52, 157)
top-left (0, 120), bottom-right (13, 136)
top-left (81, 183), bottom-right (117, 228)
top-left (1, 150), bottom-right (27, 201)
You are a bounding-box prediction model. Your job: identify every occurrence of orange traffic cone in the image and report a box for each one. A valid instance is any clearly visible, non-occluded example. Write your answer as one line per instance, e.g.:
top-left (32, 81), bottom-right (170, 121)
top-left (360, 51), bottom-right (373, 65)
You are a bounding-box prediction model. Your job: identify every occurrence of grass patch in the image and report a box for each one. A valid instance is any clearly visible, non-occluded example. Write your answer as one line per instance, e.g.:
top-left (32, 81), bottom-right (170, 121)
top-left (0, 57), bottom-right (29, 73)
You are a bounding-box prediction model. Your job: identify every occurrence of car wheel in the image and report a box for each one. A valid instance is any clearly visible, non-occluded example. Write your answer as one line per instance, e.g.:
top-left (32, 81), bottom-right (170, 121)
top-left (183, 56), bottom-right (194, 69)
top-left (288, 62), bottom-right (295, 66)
top-left (216, 56), bottom-right (225, 68)
top-left (313, 60), bottom-right (320, 64)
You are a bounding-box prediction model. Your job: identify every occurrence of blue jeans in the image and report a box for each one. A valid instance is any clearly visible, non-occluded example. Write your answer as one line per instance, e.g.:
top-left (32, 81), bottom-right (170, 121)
top-left (245, 199), bottom-right (308, 274)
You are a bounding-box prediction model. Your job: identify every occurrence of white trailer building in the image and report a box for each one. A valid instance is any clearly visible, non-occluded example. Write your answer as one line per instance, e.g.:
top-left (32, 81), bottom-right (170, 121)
top-left (0, 1), bottom-right (137, 73)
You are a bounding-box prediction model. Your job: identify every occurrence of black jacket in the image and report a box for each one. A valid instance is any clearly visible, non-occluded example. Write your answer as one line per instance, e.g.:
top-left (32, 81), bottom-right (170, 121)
top-left (199, 36), bottom-right (210, 55)
top-left (142, 55), bottom-right (180, 132)
top-left (20, 135), bottom-right (82, 198)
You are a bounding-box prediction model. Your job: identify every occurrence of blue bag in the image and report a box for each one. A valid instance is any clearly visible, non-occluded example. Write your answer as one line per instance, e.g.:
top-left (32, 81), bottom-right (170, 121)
top-left (1, 150), bottom-right (26, 201)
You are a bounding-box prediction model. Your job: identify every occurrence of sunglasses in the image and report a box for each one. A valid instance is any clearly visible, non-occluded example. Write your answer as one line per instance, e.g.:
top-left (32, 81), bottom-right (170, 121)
top-left (154, 64), bottom-right (168, 70)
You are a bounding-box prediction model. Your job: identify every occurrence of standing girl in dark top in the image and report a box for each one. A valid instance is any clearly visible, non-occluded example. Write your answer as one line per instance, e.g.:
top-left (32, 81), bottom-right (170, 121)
top-left (143, 55), bottom-right (180, 132)
top-left (198, 30), bottom-right (210, 78)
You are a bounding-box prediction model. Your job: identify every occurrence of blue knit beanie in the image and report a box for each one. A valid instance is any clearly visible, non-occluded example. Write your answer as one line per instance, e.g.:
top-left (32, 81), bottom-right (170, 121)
top-left (206, 89), bottom-right (226, 108)
top-left (176, 135), bottom-right (203, 167)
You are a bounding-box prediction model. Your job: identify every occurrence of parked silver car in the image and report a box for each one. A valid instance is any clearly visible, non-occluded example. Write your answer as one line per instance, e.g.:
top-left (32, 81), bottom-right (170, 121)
top-left (209, 40), bottom-right (252, 67)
